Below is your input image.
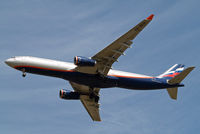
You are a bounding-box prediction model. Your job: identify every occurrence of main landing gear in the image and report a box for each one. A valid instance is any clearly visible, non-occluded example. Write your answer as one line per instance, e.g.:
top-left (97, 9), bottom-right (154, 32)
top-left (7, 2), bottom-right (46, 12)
top-left (89, 87), bottom-right (99, 102)
top-left (21, 68), bottom-right (26, 77)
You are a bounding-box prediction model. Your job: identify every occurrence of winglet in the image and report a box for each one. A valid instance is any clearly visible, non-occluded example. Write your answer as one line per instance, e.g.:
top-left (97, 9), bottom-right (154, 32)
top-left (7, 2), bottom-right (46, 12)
top-left (146, 14), bottom-right (154, 20)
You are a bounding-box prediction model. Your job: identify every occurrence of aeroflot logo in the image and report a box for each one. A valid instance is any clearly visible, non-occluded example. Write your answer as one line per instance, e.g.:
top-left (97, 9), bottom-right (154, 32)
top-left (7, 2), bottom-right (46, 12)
top-left (164, 67), bottom-right (184, 77)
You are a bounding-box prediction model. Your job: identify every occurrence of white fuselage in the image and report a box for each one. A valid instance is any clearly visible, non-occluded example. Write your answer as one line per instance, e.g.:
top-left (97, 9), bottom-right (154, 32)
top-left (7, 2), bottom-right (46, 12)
top-left (5, 56), bottom-right (152, 79)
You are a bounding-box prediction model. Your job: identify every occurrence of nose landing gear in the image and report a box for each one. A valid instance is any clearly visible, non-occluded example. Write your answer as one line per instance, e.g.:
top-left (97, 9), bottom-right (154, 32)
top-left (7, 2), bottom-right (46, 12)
top-left (22, 72), bottom-right (26, 77)
top-left (21, 68), bottom-right (26, 77)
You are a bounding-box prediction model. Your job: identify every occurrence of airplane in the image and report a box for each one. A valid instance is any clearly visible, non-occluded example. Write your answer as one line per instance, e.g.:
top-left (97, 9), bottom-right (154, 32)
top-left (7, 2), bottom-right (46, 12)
top-left (5, 14), bottom-right (195, 121)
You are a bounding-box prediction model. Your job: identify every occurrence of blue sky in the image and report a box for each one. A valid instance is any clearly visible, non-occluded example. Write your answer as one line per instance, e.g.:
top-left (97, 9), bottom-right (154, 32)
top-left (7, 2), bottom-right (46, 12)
top-left (0, 0), bottom-right (200, 134)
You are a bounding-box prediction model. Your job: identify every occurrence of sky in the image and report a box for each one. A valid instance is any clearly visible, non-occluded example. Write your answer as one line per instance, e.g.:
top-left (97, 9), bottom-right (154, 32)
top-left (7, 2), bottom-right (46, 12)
top-left (0, 0), bottom-right (200, 134)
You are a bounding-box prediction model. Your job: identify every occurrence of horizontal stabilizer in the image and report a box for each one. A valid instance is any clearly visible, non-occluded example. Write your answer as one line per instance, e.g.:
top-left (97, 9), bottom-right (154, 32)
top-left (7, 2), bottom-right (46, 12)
top-left (167, 87), bottom-right (178, 100)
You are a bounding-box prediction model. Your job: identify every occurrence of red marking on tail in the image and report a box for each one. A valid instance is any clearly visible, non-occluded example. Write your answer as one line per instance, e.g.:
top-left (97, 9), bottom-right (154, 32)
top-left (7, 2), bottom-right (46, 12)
top-left (163, 72), bottom-right (180, 77)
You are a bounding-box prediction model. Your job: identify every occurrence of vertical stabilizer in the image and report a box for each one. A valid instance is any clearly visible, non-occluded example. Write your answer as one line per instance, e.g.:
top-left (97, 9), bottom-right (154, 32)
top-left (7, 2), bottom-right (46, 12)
top-left (158, 64), bottom-right (185, 79)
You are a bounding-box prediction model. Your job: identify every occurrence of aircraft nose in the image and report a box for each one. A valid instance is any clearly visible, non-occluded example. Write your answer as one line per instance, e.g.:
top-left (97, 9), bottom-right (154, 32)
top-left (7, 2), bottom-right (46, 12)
top-left (5, 58), bottom-right (16, 67)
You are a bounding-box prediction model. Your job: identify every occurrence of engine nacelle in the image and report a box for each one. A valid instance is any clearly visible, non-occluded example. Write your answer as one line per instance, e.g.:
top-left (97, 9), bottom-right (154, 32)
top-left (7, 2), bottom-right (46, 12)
top-left (59, 89), bottom-right (80, 100)
top-left (74, 56), bottom-right (96, 67)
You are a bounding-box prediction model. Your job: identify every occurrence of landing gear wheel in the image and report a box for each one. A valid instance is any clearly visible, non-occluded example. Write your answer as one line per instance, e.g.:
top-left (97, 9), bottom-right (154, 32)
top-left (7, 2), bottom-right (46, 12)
top-left (89, 92), bottom-right (94, 99)
top-left (94, 95), bottom-right (99, 102)
top-left (21, 68), bottom-right (26, 77)
top-left (22, 73), bottom-right (26, 77)
top-left (89, 87), bottom-right (99, 102)
top-left (89, 93), bottom-right (99, 102)
top-left (89, 87), bottom-right (94, 99)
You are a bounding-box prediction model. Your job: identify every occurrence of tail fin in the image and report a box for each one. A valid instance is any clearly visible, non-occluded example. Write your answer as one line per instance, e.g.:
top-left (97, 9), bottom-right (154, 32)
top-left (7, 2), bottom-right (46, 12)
top-left (158, 64), bottom-right (185, 79)
top-left (167, 67), bottom-right (195, 84)
top-left (159, 64), bottom-right (195, 100)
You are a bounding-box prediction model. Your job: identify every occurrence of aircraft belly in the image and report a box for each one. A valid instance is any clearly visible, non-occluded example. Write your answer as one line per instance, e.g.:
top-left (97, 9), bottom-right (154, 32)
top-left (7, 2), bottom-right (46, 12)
top-left (64, 73), bottom-right (117, 88)
top-left (116, 77), bottom-right (169, 90)
top-left (15, 66), bottom-right (117, 88)
top-left (15, 66), bottom-right (174, 90)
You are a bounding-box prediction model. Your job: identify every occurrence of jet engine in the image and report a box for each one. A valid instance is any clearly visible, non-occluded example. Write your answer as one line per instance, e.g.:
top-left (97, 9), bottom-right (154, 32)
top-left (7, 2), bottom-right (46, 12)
top-left (74, 56), bottom-right (96, 67)
top-left (59, 89), bottom-right (80, 100)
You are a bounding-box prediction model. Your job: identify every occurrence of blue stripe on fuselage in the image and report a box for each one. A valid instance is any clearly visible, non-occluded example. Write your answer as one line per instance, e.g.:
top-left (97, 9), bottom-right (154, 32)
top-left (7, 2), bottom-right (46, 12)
top-left (15, 66), bottom-right (180, 90)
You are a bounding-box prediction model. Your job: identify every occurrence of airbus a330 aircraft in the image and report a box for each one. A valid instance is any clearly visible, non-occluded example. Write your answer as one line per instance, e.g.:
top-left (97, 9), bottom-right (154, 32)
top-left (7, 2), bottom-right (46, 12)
top-left (5, 14), bottom-right (195, 121)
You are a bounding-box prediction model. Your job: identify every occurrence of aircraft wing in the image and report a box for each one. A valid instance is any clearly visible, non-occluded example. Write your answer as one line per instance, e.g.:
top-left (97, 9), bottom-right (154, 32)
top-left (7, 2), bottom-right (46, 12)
top-left (80, 95), bottom-right (101, 121)
top-left (69, 82), bottom-right (101, 121)
top-left (92, 14), bottom-right (154, 75)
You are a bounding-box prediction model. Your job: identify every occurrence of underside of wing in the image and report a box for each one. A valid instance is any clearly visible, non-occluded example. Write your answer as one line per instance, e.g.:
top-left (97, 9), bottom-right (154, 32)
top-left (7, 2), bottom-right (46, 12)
top-left (92, 14), bottom-right (154, 75)
top-left (80, 95), bottom-right (101, 121)
top-left (69, 82), bottom-right (101, 121)
top-left (70, 82), bottom-right (100, 94)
